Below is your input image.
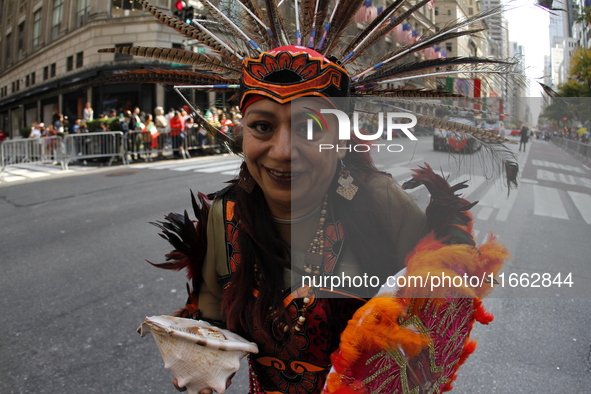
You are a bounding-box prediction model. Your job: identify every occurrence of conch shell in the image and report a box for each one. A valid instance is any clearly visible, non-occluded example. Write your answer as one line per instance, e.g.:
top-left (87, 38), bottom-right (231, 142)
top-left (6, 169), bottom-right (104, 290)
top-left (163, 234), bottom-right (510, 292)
top-left (138, 315), bottom-right (258, 394)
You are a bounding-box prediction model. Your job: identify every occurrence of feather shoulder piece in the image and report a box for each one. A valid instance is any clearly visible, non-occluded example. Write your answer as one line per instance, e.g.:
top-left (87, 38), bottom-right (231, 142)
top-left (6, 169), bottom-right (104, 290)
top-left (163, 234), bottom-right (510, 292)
top-left (325, 165), bottom-right (509, 393)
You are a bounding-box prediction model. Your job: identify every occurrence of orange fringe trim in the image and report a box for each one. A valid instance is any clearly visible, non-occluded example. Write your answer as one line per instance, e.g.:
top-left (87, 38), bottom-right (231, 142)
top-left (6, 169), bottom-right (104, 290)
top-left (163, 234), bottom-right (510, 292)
top-left (325, 232), bottom-right (510, 393)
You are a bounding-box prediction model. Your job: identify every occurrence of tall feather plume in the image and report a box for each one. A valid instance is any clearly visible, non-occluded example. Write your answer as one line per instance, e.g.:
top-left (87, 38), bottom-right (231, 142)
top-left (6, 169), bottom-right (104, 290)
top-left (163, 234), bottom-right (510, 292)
top-left (354, 87), bottom-right (468, 98)
top-left (346, 0), bottom-right (433, 65)
top-left (321, 0), bottom-right (366, 55)
top-left (340, 0), bottom-right (409, 63)
top-left (97, 46), bottom-right (241, 77)
top-left (236, 0), bottom-right (274, 50)
top-left (265, 0), bottom-right (289, 47)
top-left (357, 57), bottom-right (508, 85)
top-left (201, 0), bottom-right (262, 56)
top-left (99, 69), bottom-right (239, 86)
top-left (309, 0), bottom-right (331, 48)
top-left (136, 0), bottom-right (241, 63)
top-left (369, 29), bottom-right (485, 72)
top-left (299, 0), bottom-right (317, 41)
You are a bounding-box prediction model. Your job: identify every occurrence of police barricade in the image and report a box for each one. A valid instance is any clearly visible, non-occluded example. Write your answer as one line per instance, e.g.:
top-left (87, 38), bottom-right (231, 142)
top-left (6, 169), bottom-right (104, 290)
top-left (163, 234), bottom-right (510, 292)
top-left (1, 136), bottom-right (65, 173)
top-left (184, 124), bottom-right (224, 156)
top-left (123, 129), bottom-right (172, 161)
top-left (63, 132), bottom-right (127, 169)
top-left (552, 137), bottom-right (591, 165)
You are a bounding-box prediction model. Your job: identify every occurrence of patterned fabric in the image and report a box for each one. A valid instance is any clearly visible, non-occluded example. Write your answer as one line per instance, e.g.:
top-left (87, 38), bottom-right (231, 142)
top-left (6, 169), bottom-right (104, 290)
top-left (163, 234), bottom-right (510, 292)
top-left (221, 194), bottom-right (365, 394)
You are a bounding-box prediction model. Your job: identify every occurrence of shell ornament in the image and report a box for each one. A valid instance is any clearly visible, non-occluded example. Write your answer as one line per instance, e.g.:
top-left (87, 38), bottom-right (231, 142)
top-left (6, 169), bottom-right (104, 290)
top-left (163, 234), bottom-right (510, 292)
top-left (138, 316), bottom-right (258, 394)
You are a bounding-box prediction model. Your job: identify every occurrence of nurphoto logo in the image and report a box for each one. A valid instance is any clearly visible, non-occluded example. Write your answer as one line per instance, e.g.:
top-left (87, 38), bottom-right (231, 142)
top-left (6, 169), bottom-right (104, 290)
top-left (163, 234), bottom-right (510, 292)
top-left (306, 109), bottom-right (418, 153)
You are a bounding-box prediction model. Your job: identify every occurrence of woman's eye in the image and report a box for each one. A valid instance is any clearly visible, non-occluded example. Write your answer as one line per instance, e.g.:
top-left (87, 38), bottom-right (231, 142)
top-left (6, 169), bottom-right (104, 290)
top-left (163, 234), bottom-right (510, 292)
top-left (248, 122), bottom-right (272, 134)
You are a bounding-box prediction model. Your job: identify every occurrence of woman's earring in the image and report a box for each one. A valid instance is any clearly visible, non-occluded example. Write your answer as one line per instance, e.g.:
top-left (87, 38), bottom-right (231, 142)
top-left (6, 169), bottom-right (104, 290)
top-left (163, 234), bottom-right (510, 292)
top-left (336, 162), bottom-right (358, 200)
top-left (238, 161), bottom-right (256, 193)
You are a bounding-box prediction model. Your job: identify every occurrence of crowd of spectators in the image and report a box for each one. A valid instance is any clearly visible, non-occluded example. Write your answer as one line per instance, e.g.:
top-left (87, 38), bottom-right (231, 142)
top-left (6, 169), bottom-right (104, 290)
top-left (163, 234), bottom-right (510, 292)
top-left (17, 102), bottom-right (244, 162)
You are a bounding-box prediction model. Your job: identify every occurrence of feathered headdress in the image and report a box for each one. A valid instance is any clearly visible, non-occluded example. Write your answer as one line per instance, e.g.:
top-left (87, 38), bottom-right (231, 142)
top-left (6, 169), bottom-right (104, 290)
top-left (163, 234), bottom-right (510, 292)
top-left (98, 0), bottom-right (520, 173)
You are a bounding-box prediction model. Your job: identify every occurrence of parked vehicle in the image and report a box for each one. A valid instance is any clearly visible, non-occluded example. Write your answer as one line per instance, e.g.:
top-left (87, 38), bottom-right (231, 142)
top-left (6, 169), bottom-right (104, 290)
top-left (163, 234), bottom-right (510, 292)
top-left (433, 117), bottom-right (481, 153)
top-left (482, 119), bottom-right (506, 139)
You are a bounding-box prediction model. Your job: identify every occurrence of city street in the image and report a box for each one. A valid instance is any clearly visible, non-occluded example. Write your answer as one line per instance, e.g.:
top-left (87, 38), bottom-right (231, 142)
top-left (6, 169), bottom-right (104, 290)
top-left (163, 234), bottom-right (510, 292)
top-left (1, 135), bottom-right (590, 393)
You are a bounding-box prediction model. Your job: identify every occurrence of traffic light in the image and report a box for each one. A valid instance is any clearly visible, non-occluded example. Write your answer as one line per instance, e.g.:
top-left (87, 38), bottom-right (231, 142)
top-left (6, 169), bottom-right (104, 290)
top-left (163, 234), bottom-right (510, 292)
top-left (173, 1), bottom-right (185, 19)
top-left (173, 1), bottom-right (194, 24)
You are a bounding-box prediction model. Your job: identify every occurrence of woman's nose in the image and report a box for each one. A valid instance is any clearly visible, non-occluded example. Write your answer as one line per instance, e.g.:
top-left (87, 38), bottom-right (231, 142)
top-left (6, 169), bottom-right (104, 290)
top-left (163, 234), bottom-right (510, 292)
top-left (268, 125), bottom-right (294, 160)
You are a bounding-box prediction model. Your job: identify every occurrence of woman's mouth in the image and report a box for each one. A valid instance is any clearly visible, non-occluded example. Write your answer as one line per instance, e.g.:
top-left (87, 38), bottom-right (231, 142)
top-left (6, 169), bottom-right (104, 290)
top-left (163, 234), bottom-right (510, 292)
top-left (266, 168), bottom-right (299, 183)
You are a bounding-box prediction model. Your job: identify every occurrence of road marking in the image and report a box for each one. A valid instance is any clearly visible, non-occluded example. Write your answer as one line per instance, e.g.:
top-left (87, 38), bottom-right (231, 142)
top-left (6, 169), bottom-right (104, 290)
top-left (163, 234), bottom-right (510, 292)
top-left (531, 159), bottom-right (585, 174)
top-left (567, 191), bottom-right (591, 225)
top-left (0, 174), bottom-right (27, 182)
top-left (521, 178), bottom-right (538, 184)
top-left (476, 181), bottom-right (518, 222)
top-left (536, 169), bottom-right (591, 190)
top-left (533, 185), bottom-right (568, 220)
top-left (197, 163), bottom-right (242, 173)
top-left (6, 169), bottom-right (51, 178)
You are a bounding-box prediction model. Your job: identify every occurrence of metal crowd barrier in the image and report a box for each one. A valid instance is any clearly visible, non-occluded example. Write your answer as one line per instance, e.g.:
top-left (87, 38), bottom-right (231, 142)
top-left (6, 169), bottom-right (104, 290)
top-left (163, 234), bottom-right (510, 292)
top-left (1, 136), bottom-right (65, 173)
top-left (551, 137), bottom-right (591, 165)
top-left (63, 132), bottom-right (127, 169)
top-left (123, 126), bottom-right (223, 161)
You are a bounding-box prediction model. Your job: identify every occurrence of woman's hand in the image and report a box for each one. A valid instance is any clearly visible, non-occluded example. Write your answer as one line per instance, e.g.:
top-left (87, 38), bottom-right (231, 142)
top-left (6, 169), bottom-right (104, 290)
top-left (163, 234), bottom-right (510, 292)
top-left (172, 373), bottom-right (235, 394)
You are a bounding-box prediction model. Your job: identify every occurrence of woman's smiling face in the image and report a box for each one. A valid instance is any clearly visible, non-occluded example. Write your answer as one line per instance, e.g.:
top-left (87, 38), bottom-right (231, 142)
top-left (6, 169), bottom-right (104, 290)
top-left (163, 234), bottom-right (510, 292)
top-left (241, 97), bottom-right (345, 218)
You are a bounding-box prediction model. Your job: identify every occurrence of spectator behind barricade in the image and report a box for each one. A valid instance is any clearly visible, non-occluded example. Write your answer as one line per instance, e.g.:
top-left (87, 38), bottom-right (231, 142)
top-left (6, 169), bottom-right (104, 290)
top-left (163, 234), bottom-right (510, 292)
top-left (220, 113), bottom-right (234, 135)
top-left (165, 108), bottom-right (175, 121)
top-left (71, 119), bottom-right (81, 134)
top-left (83, 102), bottom-right (94, 121)
top-left (45, 124), bottom-right (58, 161)
top-left (129, 107), bottom-right (142, 160)
top-left (169, 111), bottom-right (185, 159)
top-left (205, 105), bottom-right (221, 128)
top-left (76, 121), bottom-right (90, 163)
top-left (143, 114), bottom-right (156, 162)
top-left (29, 122), bottom-right (42, 139)
top-left (54, 114), bottom-right (65, 134)
top-left (154, 106), bottom-right (167, 159)
top-left (0, 128), bottom-right (6, 145)
top-left (108, 109), bottom-right (118, 119)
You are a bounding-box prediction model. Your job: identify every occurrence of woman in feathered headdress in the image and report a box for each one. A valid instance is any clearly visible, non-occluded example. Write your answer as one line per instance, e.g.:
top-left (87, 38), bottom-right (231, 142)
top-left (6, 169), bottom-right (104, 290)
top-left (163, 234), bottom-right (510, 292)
top-left (110, 1), bottom-right (514, 393)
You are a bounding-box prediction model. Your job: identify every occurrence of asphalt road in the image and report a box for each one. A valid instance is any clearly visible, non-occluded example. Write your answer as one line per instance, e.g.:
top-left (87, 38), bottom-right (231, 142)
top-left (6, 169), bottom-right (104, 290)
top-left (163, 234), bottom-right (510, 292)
top-left (1, 135), bottom-right (590, 393)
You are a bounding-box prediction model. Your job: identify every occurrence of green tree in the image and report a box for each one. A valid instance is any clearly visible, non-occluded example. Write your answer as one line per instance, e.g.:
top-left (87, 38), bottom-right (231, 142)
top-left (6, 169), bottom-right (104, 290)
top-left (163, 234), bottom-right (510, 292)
top-left (568, 46), bottom-right (591, 94)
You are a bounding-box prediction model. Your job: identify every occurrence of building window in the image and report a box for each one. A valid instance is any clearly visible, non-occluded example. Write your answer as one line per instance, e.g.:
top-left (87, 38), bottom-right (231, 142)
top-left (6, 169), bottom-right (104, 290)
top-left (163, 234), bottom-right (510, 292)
top-left (31, 72), bottom-right (36, 85)
top-left (67, 55), bottom-right (73, 71)
top-left (468, 7), bottom-right (473, 15)
top-left (33, 8), bottom-right (42, 50)
top-left (434, 7), bottom-right (438, 16)
top-left (26, 75), bottom-right (30, 87)
top-left (446, 42), bottom-right (453, 52)
top-left (44, 66), bottom-right (49, 80)
top-left (76, 51), bottom-right (83, 68)
top-left (6, 33), bottom-right (12, 65)
top-left (15, 79), bottom-right (20, 91)
top-left (111, 0), bottom-right (143, 17)
top-left (52, 0), bottom-right (64, 41)
top-left (114, 43), bottom-right (133, 61)
top-left (447, 9), bottom-right (451, 16)
top-left (50, 63), bottom-right (56, 77)
top-left (76, 0), bottom-right (91, 27)
top-left (18, 22), bottom-right (25, 60)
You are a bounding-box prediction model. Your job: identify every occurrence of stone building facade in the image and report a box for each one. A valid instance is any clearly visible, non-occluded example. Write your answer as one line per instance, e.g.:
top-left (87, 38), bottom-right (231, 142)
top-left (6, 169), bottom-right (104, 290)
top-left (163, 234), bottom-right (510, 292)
top-left (0, 0), bottom-right (201, 137)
